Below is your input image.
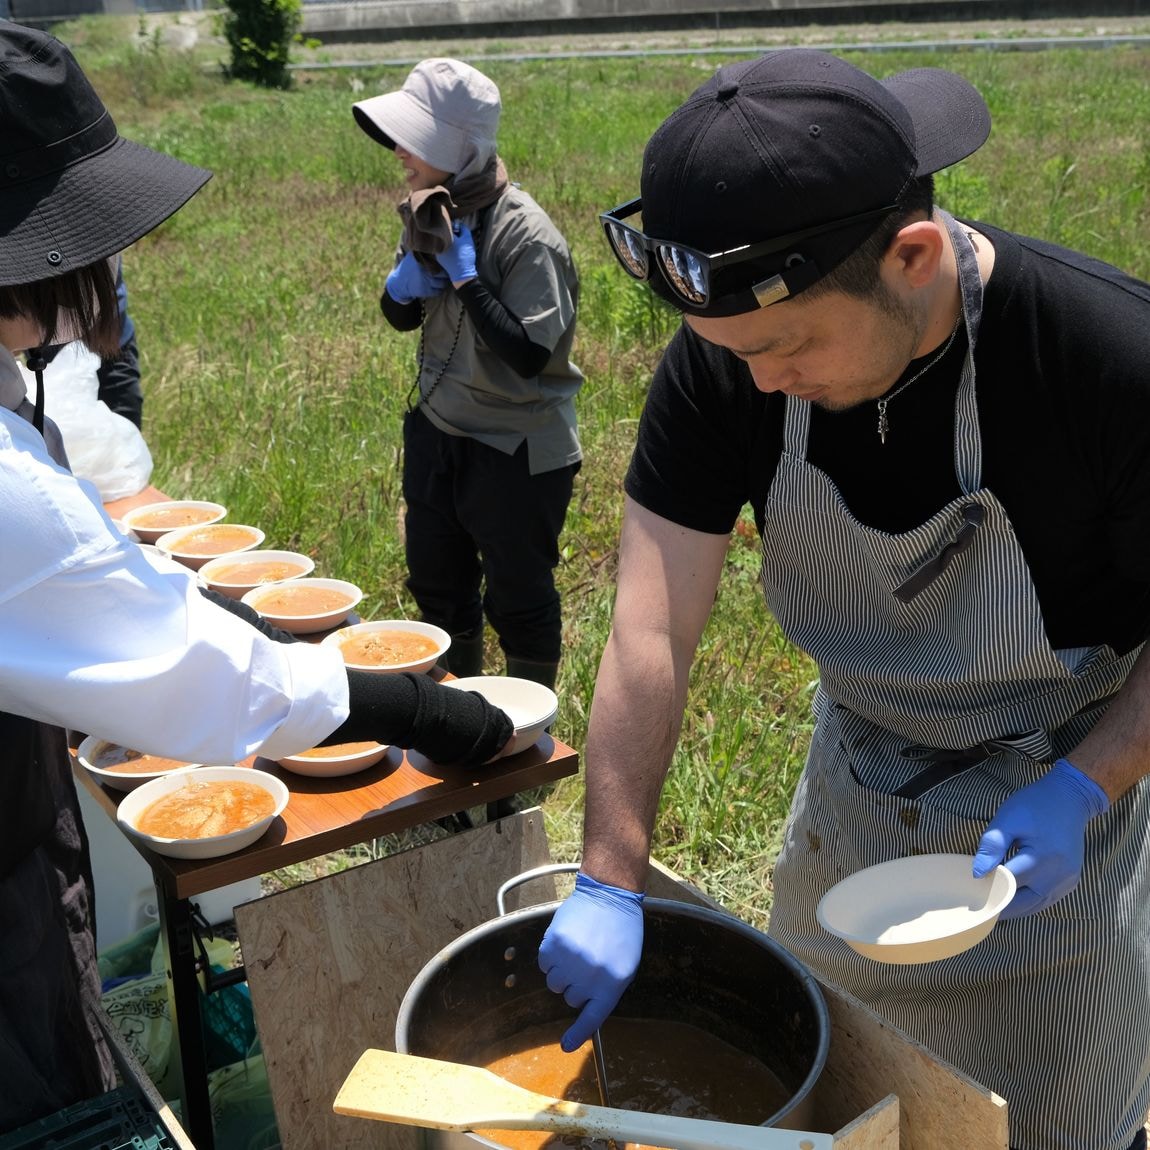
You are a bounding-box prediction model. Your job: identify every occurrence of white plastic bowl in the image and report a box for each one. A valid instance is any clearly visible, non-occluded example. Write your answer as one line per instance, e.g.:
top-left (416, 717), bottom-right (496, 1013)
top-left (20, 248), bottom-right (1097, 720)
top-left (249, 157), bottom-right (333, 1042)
top-left (242, 577), bottom-right (364, 635)
top-left (276, 740), bottom-right (389, 778)
top-left (816, 853), bottom-right (1017, 964)
top-left (76, 734), bottom-right (206, 793)
top-left (156, 523), bottom-right (265, 571)
top-left (116, 765), bottom-right (289, 860)
top-left (199, 549), bottom-right (316, 600)
top-left (443, 676), bottom-right (558, 759)
top-left (120, 500), bottom-right (227, 544)
top-left (321, 619), bottom-right (450, 674)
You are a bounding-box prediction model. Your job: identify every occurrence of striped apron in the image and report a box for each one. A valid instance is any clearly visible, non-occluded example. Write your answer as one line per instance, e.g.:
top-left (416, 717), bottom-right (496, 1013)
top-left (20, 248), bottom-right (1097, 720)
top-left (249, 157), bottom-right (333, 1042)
top-left (763, 213), bottom-right (1150, 1150)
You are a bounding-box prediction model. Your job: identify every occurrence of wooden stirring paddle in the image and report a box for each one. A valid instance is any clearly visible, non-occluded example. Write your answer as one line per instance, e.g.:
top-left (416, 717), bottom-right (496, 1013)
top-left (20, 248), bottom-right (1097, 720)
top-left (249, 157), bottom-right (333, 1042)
top-left (334, 1049), bottom-right (833, 1150)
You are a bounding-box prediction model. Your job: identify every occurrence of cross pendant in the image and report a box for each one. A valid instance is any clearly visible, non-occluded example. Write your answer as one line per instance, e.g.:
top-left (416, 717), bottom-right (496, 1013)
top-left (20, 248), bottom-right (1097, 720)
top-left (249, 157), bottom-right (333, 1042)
top-left (876, 399), bottom-right (890, 445)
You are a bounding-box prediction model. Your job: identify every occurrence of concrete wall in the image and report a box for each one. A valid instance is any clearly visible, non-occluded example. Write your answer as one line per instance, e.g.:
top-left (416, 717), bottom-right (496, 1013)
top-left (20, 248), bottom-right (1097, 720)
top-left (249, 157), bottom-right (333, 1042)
top-left (301, 0), bottom-right (1007, 41)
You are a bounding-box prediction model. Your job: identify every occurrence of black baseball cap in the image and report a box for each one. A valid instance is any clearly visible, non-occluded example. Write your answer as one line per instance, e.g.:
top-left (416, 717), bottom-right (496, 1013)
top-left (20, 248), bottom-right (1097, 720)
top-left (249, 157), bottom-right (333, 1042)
top-left (637, 49), bottom-right (991, 316)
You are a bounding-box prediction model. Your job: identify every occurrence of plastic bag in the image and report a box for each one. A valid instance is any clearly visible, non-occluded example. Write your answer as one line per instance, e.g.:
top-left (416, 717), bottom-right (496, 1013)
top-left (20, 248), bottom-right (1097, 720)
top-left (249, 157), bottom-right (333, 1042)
top-left (20, 342), bottom-right (153, 501)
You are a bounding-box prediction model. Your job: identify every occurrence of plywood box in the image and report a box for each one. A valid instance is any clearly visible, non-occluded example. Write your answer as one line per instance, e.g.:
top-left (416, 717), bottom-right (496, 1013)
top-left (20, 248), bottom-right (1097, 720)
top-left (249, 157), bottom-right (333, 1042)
top-left (239, 817), bottom-right (1007, 1150)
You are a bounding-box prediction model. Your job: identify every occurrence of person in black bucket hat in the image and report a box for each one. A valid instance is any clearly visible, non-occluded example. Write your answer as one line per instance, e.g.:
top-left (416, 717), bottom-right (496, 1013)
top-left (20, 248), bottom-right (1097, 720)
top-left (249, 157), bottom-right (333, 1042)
top-left (0, 23), bottom-right (513, 1135)
top-left (540, 48), bottom-right (1150, 1150)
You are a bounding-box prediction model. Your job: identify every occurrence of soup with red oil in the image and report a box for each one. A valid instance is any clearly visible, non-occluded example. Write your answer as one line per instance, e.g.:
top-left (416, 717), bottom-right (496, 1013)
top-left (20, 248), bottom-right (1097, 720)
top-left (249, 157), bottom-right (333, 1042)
top-left (136, 779), bottom-right (277, 839)
top-left (90, 743), bottom-right (193, 775)
top-left (208, 559), bottom-right (309, 585)
top-left (253, 584), bottom-right (355, 616)
top-left (339, 631), bottom-right (439, 666)
top-left (131, 506), bottom-right (218, 530)
top-left (167, 524), bottom-right (260, 556)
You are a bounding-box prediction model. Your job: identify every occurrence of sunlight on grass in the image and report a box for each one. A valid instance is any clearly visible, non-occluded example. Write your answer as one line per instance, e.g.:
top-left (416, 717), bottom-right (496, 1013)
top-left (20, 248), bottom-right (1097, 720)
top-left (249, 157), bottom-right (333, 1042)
top-left (62, 26), bottom-right (1150, 918)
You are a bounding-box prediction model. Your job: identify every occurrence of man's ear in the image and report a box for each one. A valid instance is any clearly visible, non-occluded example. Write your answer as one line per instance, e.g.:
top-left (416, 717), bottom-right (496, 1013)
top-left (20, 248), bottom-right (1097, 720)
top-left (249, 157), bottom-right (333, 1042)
top-left (883, 219), bottom-right (945, 290)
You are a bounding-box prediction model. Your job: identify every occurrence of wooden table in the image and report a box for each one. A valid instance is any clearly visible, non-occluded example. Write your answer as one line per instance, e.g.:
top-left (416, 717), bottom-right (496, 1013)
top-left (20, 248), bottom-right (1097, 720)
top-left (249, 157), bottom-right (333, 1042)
top-left (87, 489), bottom-right (580, 1150)
top-left (74, 738), bottom-right (578, 1150)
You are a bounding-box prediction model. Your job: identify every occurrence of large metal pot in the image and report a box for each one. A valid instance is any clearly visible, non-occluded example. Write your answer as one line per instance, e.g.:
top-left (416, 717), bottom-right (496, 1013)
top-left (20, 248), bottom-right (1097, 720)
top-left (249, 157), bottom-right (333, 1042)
top-left (396, 865), bottom-right (830, 1149)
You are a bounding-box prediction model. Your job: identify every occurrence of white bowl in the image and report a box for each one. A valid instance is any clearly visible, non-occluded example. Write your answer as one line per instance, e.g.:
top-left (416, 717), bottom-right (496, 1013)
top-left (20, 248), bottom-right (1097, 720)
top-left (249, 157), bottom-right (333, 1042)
top-left (76, 734), bottom-right (206, 793)
top-left (443, 676), bottom-right (558, 759)
top-left (116, 765), bottom-right (289, 860)
top-left (120, 500), bottom-right (227, 544)
top-left (198, 549), bottom-right (316, 600)
top-left (275, 740), bottom-right (389, 778)
top-left (321, 619), bottom-right (450, 674)
top-left (816, 853), bottom-right (1017, 965)
top-left (242, 577), bottom-right (364, 635)
top-left (156, 523), bottom-right (265, 571)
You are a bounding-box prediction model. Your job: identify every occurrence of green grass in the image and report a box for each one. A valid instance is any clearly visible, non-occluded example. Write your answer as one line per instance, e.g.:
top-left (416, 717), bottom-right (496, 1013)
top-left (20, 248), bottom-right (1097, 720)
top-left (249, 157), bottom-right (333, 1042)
top-left (59, 22), bottom-right (1150, 924)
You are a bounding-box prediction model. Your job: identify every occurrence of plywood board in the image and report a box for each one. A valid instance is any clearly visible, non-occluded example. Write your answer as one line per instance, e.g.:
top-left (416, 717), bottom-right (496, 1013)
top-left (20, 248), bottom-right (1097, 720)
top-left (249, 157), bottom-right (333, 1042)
top-left (236, 810), bottom-right (554, 1150)
top-left (813, 973), bottom-right (1007, 1150)
top-left (833, 1095), bottom-right (899, 1149)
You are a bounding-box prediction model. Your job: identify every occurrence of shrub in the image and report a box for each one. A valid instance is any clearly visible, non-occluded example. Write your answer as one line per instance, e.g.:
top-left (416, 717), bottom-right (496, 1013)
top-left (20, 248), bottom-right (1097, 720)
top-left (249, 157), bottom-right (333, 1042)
top-left (222, 0), bottom-right (301, 90)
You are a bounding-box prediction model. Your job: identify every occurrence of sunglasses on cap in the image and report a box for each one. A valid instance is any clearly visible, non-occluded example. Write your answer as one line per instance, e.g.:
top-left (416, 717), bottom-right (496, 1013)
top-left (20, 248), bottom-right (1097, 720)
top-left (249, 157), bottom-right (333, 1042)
top-left (599, 198), bottom-right (899, 310)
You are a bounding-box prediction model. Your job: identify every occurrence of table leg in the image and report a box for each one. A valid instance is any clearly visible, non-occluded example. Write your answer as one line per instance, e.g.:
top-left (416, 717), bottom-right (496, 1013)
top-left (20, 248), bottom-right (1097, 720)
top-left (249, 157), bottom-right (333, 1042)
top-left (157, 889), bottom-right (216, 1150)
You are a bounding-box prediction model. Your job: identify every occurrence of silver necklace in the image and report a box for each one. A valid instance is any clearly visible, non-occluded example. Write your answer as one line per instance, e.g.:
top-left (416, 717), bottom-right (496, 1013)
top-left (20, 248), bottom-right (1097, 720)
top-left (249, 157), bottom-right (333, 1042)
top-left (875, 313), bottom-right (963, 445)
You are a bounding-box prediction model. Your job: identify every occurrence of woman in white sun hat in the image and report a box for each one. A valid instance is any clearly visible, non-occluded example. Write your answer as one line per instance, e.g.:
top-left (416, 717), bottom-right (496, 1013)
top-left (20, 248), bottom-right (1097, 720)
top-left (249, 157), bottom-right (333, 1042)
top-left (354, 59), bottom-right (583, 693)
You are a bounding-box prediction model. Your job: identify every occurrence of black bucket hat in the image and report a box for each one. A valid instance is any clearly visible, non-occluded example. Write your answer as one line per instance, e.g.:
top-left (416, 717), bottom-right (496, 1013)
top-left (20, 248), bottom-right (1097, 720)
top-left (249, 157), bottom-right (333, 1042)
top-left (633, 49), bottom-right (991, 316)
top-left (0, 20), bottom-right (211, 287)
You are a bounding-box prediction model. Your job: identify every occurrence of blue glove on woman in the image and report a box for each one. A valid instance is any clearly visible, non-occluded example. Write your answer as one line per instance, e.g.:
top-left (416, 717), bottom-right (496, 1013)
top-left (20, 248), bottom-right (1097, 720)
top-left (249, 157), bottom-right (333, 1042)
top-left (385, 251), bottom-right (449, 304)
top-left (972, 758), bottom-right (1109, 918)
top-left (538, 872), bottom-right (644, 1052)
top-left (436, 222), bottom-right (478, 283)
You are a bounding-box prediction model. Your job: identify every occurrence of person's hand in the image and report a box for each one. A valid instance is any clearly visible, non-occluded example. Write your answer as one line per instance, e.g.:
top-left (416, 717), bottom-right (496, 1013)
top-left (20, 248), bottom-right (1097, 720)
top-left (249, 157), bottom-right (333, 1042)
top-left (538, 872), bottom-right (644, 1052)
top-left (436, 223), bottom-right (477, 284)
top-left (972, 758), bottom-right (1109, 918)
top-left (385, 251), bottom-right (450, 304)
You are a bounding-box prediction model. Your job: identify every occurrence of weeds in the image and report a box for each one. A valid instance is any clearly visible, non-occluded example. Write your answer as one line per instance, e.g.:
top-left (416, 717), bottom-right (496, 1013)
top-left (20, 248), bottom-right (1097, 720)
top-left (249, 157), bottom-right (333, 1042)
top-left (59, 25), bottom-right (1150, 920)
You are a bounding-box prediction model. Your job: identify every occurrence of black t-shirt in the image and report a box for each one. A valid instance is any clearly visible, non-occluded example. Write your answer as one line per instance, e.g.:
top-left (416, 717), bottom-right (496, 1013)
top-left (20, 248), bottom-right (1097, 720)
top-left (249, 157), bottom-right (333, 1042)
top-left (625, 222), bottom-right (1150, 655)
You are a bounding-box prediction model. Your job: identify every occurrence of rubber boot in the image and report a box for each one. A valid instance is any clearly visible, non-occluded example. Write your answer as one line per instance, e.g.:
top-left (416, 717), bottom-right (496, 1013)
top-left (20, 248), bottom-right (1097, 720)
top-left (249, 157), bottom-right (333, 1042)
top-left (504, 656), bottom-right (559, 691)
top-left (438, 629), bottom-right (485, 679)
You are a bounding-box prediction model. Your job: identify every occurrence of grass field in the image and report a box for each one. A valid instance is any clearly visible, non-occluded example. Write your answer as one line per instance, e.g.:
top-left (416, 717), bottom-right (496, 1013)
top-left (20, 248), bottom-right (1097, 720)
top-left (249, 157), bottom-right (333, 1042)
top-left (58, 17), bottom-right (1150, 924)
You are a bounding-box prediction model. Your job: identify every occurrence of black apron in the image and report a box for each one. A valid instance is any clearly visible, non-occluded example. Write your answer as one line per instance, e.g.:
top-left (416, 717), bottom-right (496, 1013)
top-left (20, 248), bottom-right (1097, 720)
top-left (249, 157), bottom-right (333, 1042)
top-left (0, 361), bottom-right (114, 1132)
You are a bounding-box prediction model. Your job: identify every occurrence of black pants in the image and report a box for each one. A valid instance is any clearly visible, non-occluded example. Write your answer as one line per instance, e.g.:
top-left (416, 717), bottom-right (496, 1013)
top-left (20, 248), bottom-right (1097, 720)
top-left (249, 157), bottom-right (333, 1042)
top-left (402, 407), bottom-right (578, 664)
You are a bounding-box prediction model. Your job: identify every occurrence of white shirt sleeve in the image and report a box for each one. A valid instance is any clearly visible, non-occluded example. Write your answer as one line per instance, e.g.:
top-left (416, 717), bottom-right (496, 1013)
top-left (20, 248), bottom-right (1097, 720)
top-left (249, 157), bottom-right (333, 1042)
top-left (0, 409), bottom-right (350, 762)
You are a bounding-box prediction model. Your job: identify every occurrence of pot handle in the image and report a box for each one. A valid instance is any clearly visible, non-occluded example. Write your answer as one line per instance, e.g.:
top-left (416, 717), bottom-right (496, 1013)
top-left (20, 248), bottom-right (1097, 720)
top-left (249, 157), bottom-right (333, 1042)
top-left (496, 862), bottom-right (580, 917)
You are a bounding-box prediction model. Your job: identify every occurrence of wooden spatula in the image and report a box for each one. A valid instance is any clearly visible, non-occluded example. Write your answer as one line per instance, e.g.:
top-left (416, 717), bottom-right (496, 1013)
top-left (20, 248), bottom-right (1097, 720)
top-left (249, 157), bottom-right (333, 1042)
top-left (334, 1049), bottom-right (833, 1150)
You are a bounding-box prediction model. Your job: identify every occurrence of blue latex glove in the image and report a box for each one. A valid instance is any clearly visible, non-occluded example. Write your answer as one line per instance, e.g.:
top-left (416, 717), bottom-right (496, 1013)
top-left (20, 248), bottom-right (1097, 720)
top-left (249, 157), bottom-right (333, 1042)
top-left (972, 758), bottom-right (1109, 918)
top-left (436, 222), bottom-right (478, 283)
top-left (385, 251), bottom-right (449, 304)
top-left (538, 872), bottom-right (644, 1052)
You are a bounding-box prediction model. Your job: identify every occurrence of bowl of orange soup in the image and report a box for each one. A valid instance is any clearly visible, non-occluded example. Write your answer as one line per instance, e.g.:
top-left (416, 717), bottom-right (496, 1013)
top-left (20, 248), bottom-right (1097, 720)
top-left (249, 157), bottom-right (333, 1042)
top-left (321, 619), bottom-right (450, 675)
top-left (116, 766), bottom-right (290, 860)
top-left (199, 550), bottom-right (316, 600)
top-left (276, 740), bottom-right (389, 778)
top-left (120, 500), bottom-right (227, 544)
top-left (156, 523), bottom-right (266, 571)
top-left (76, 735), bottom-right (207, 793)
top-left (241, 577), bottom-right (363, 634)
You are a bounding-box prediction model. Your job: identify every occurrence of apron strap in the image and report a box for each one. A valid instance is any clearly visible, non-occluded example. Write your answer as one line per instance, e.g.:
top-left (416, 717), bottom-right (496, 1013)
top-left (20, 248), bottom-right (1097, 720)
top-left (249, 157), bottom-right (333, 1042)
top-left (891, 693), bottom-right (1120, 800)
top-left (892, 502), bottom-right (984, 603)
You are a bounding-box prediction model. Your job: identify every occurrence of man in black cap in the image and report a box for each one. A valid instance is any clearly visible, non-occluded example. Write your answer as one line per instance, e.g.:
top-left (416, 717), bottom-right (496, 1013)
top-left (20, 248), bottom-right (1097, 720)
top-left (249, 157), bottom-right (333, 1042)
top-left (538, 49), bottom-right (1150, 1150)
top-left (0, 21), bottom-right (512, 1133)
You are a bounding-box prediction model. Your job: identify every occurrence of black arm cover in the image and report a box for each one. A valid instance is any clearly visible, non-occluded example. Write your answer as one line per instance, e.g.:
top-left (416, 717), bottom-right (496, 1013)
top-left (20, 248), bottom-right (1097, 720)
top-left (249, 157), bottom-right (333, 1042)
top-left (330, 669), bottom-right (513, 767)
top-left (456, 280), bottom-right (551, 379)
top-left (379, 289), bottom-right (424, 332)
top-left (198, 586), bottom-right (300, 645)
